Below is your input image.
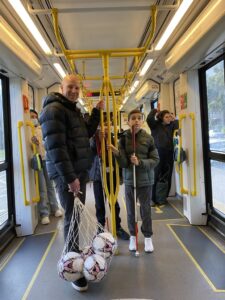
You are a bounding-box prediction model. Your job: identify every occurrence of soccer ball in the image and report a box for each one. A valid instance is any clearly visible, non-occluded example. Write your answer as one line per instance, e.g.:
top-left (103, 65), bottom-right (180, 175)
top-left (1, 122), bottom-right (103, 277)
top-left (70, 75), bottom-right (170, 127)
top-left (57, 252), bottom-right (84, 282)
top-left (81, 245), bottom-right (94, 260)
top-left (92, 232), bottom-right (117, 259)
top-left (83, 254), bottom-right (107, 282)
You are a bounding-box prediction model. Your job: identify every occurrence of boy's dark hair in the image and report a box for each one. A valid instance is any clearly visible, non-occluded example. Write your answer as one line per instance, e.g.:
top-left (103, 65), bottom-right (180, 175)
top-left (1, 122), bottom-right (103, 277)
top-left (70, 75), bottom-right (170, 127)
top-left (30, 109), bottom-right (38, 116)
top-left (157, 110), bottom-right (170, 122)
top-left (128, 109), bottom-right (143, 120)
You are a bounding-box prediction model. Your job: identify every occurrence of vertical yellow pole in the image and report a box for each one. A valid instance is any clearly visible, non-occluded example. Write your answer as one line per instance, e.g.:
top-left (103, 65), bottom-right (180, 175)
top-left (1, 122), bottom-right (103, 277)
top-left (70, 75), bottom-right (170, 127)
top-left (102, 54), bottom-right (116, 238)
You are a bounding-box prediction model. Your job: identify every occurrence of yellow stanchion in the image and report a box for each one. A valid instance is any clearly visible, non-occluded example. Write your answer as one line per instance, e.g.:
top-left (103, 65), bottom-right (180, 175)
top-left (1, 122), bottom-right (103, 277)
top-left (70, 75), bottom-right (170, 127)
top-left (189, 112), bottom-right (197, 196)
top-left (178, 114), bottom-right (188, 195)
top-left (17, 121), bottom-right (40, 206)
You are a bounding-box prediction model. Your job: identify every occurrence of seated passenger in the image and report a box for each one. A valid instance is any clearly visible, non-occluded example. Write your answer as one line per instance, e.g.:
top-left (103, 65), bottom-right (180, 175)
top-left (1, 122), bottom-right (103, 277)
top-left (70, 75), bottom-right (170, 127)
top-left (89, 124), bottom-right (129, 240)
top-left (146, 108), bottom-right (178, 205)
top-left (108, 109), bottom-right (159, 253)
top-left (30, 109), bottom-right (62, 225)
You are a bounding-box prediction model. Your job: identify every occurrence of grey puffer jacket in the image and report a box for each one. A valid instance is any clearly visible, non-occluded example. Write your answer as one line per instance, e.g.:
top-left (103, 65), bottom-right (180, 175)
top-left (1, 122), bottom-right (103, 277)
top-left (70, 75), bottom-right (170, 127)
top-left (115, 129), bottom-right (159, 187)
top-left (39, 92), bottom-right (100, 184)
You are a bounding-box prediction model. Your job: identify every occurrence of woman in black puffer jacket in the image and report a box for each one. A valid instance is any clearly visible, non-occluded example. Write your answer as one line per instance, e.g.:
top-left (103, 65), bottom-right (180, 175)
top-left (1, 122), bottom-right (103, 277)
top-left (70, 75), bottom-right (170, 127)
top-left (147, 109), bottom-right (178, 205)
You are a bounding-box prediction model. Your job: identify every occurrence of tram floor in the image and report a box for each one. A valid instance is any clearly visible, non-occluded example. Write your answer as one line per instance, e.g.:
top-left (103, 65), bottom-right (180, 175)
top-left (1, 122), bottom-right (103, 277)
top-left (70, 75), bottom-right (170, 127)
top-left (1, 183), bottom-right (225, 300)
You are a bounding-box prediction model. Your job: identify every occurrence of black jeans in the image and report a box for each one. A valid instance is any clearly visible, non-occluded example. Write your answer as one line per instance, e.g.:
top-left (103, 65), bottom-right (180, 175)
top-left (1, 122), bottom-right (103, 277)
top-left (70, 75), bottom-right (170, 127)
top-left (93, 174), bottom-right (121, 231)
top-left (152, 148), bottom-right (174, 204)
top-left (54, 177), bottom-right (87, 252)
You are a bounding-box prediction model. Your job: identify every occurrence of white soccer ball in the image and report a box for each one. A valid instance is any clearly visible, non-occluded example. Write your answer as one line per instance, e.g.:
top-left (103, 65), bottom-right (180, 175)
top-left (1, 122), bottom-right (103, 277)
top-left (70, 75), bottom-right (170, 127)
top-left (83, 254), bottom-right (107, 282)
top-left (57, 251), bottom-right (84, 282)
top-left (92, 232), bottom-right (117, 259)
top-left (81, 245), bottom-right (94, 260)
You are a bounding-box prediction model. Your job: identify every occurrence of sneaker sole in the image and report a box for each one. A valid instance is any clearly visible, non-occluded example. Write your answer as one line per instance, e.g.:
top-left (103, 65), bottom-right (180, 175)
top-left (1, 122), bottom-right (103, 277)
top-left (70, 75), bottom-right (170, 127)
top-left (71, 282), bottom-right (88, 292)
top-left (145, 249), bottom-right (154, 253)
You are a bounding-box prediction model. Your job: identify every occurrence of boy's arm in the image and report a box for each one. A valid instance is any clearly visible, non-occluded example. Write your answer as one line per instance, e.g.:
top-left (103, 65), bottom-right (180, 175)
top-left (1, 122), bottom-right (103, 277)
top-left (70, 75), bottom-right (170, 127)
top-left (108, 140), bottom-right (129, 168)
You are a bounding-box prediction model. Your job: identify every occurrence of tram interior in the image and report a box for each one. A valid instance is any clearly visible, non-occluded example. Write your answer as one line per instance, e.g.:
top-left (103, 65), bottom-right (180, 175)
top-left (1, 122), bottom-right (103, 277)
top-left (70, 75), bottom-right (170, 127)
top-left (1, 0), bottom-right (225, 299)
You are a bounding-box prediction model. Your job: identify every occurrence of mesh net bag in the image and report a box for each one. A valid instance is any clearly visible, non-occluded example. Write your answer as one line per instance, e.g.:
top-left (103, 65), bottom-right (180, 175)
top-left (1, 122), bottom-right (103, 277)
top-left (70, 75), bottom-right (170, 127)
top-left (57, 196), bottom-right (117, 283)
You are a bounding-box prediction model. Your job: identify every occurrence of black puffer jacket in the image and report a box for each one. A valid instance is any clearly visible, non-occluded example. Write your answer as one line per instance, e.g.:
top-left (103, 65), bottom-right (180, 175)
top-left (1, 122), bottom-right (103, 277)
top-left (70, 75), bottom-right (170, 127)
top-left (147, 109), bottom-right (178, 151)
top-left (39, 92), bottom-right (100, 184)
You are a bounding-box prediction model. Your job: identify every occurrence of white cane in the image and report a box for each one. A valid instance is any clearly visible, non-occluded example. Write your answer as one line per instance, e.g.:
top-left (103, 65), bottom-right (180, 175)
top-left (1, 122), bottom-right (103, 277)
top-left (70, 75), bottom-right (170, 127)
top-left (132, 125), bottom-right (139, 257)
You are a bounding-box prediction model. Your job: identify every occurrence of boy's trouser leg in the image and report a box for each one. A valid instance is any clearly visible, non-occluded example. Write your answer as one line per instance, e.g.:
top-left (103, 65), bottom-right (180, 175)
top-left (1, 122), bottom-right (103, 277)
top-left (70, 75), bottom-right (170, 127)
top-left (125, 185), bottom-right (135, 236)
top-left (138, 186), bottom-right (153, 238)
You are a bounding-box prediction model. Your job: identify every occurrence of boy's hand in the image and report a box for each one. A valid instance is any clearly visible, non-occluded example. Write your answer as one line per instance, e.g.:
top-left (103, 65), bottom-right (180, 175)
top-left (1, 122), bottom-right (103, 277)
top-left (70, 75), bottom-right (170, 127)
top-left (107, 144), bottom-right (119, 155)
top-left (130, 154), bottom-right (140, 166)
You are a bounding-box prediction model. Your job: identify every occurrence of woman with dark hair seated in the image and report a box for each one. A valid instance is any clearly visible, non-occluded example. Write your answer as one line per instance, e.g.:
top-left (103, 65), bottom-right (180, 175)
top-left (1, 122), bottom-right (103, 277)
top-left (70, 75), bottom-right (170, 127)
top-left (147, 109), bottom-right (178, 205)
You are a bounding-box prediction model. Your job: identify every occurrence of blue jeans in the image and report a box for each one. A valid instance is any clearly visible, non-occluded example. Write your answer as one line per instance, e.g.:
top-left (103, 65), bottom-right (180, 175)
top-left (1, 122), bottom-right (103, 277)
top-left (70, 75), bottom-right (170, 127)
top-left (38, 160), bottom-right (59, 217)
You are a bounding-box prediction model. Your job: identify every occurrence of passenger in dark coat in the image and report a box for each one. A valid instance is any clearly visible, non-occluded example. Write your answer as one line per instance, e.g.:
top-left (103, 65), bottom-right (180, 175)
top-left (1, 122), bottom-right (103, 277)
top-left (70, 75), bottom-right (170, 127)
top-left (39, 74), bottom-right (104, 292)
top-left (89, 126), bottom-right (129, 240)
top-left (147, 109), bottom-right (178, 205)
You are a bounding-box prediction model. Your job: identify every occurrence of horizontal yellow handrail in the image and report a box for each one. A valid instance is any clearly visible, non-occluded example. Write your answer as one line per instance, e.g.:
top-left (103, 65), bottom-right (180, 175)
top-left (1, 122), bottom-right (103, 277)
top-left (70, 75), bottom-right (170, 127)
top-left (178, 114), bottom-right (188, 195)
top-left (17, 121), bottom-right (40, 206)
top-left (189, 112), bottom-right (197, 196)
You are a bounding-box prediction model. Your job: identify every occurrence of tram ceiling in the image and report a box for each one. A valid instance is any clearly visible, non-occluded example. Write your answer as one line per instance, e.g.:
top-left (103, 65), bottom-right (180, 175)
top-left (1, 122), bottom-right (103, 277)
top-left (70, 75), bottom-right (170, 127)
top-left (1, 0), bottom-right (210, 109)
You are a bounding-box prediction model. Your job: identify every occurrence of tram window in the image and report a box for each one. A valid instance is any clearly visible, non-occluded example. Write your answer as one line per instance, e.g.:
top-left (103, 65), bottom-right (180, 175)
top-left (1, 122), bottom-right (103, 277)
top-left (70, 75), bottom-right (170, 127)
top-left (206, 61), bottom-right (225, 153)
top-left (210, 160), bottom-right (225, 215)
top-left (0, 80), bottom-right (5, 162)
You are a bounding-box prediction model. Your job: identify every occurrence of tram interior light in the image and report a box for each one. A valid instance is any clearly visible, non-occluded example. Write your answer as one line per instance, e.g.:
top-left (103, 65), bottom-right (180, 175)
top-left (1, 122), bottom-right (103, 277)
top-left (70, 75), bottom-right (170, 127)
top-left (8, 0), bottom-right (52, 55)
top-left (155, 0), bottom-right (194, 50)
top-left (129, 80), bottom-right (139, 94)
top-left (0, 16), bottom-right (42, 75)
top-left (53, 63), bottom-right (67, 78)
top-left (139, 59), bottom-right (153, 76)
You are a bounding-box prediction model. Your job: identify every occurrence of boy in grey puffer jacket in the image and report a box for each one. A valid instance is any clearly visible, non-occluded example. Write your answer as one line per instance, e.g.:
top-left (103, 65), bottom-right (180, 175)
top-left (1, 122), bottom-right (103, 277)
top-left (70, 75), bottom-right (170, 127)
top-left (108, 109), bottom-right (159, 253)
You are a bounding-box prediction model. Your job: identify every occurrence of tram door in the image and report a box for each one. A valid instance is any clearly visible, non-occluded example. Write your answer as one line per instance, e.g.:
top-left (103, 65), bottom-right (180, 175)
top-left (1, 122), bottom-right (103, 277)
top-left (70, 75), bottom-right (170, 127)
top-left (200, 56), bottom-right (225, 233)
top-left (0, 74), bottom-right (15, 250)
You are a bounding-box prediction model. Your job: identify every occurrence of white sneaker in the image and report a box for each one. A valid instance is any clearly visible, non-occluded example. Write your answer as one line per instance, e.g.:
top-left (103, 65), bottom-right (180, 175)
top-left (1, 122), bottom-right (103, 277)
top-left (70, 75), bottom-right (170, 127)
top-left (41, 216), bottom-right (50, 225)
top-left (129, 236), bottom-right (136, 251)
top-left (145, 237), bottom-right (154, 253)
top-left (55, 209), bottom-right (63, 217)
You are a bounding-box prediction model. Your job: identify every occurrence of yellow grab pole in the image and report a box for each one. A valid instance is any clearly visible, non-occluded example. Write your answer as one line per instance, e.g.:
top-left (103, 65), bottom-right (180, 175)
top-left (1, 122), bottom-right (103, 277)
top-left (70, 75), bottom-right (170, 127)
top-left (26, 121), bottom-right (40, 203)
top-left (189, 113), bottom-right (197, 196)
top-left (17, 121), bottom-right (40, 206)
top-left (102, 54), bottom-right (116, 238)
top-left (178, 114), bottom-right (188, 194)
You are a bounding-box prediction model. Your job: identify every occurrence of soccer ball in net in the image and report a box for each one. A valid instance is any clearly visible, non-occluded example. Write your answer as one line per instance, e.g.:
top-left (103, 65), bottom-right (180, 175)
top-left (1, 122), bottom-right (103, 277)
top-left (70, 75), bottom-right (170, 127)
top-left (82, 245), bottom-right (94, 260)
top-left (92, 232), bottom-right (117, 259)
top-left (57, 251), bottom-right (84, 282)
top-left (83, 254), bottom-right (107, 282)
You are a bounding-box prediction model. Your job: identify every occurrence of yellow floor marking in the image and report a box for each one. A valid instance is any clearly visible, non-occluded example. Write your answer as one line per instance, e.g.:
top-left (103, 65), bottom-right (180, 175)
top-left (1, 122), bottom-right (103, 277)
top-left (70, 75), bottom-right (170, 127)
top-left (0, 238), bottom-right (25, 271)
top-left (22, 230), bottom-right (58, 300)
top-left (167, 224), bottom-right (225, 293)
top-left (33, 230), bottom-right (56, 236)
top-left (154, 206), bottom-right (163, 214)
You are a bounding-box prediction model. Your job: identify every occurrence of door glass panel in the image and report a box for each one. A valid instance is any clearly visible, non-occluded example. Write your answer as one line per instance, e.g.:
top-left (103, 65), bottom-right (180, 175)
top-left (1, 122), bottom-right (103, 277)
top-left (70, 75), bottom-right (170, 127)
top-left (211, 160), bottom-right (225, 215)
top-left (206, 61), bottom-right (225, 153)
top-left (0, 80), bottom-right (5, 161)
top-left (0, 171), bottom-right (8, 227)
